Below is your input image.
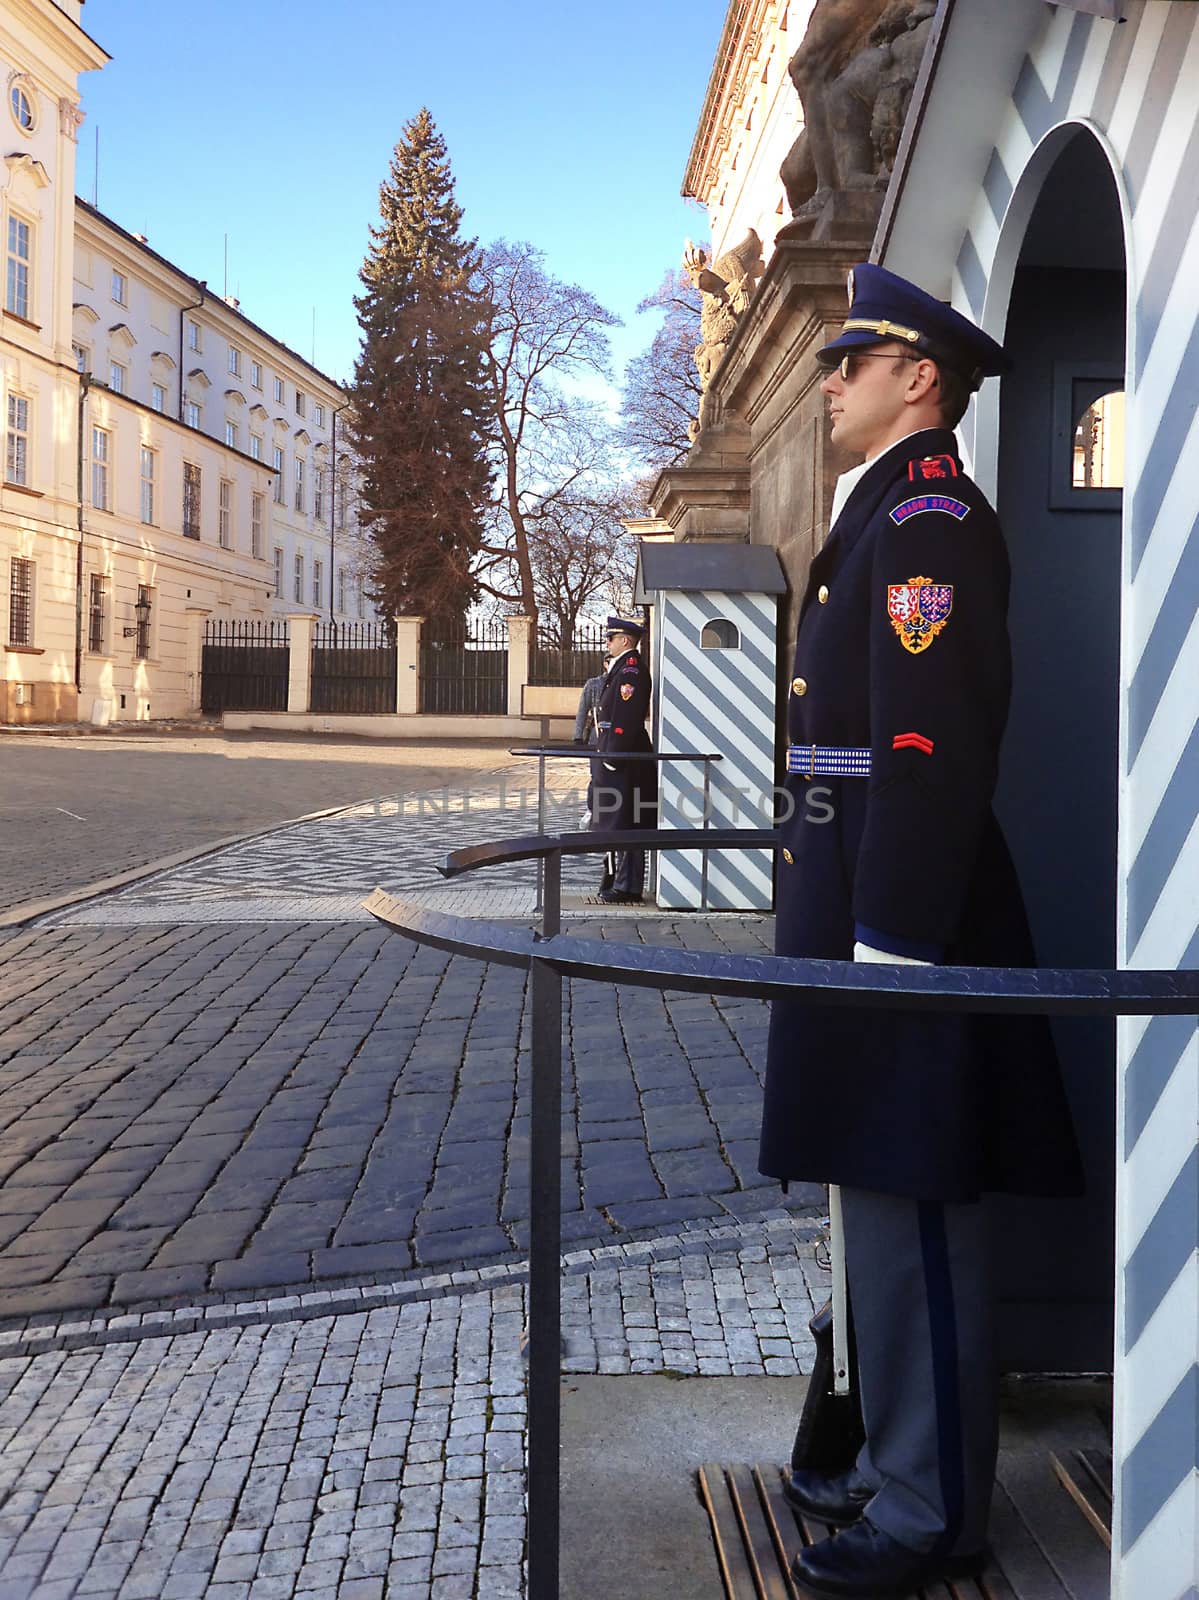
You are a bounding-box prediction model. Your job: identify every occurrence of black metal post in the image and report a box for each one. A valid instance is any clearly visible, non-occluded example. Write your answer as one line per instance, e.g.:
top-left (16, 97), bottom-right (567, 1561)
top-left (535, 753), bottom-right (547, 915)
top-left (701, 759), bottom-right (713, 911)
top-left (542, 847), bottom-right (561, 938)
top-left (527, 948), bottom-right (562, 1600)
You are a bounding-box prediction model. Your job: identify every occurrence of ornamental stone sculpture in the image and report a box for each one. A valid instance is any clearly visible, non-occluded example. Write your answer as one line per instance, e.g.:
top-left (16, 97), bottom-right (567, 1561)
top-left (780, 0), bottom-right (937, 239)
top-left (682, 231), bottom-right (765, 434)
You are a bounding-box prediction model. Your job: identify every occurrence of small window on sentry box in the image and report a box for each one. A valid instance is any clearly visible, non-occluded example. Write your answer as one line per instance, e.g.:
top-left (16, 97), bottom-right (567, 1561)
top-left (701, 618), bottom-right (739, 649)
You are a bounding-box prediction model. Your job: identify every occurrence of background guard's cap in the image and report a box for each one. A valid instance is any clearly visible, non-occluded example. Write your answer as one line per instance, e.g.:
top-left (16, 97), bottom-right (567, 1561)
top-left (604, 615), bottom-right (644, 638)
top-left (816, 262), bottom-right (1012, 389)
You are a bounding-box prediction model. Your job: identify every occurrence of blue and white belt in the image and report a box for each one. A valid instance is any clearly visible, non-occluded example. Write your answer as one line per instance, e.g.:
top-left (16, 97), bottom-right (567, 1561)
top-left (787, 744), bottom-right (872, 778)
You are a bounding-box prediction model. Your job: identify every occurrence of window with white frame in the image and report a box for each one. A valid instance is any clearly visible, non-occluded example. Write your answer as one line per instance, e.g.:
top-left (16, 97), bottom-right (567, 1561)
top-left (88, 573), bottom-right (109, 654)
top-left (73, 343), bottom-right (89, 374)
top-left (294, 456), bottom-right (305, 513)
top-left (6, 394), bottom-right (29, 486)
top-left (251, 492), bottom-right (264, 559)
top-left (91, 426), bottom-right (110, 511)
top-left (314, 467), bottom-right (325, 523)
top-left (6, 215), bottom-right (31, 320)
top-left (273, 376), bottom-right (284, 404)
top-left (312, 559), bottom-right (323, 609)
top-left (337, 566), bottom-right (346, 614)
top-left (187, 320), bottom-right (201, 352)
top-left (228, 347), bottom-right (241, 377)
top-left (8, 556), bottom-right (33, 646)
top-left (185, 400), bottom-right (201, 430)
top-left (225, 420), bottom-right (238, 450)
top-left (293, 551), bottom-right (303, 603)
top-left (111, 269), bottom-right (127, 305)
top-left (295, 391), bottom-right (306, 417)
top-left (249, 433), bottom-right (262, 461)
top-left (314, 404), bottom-right (324, 429)
top-left (183, 462), bottom-right (201, 539)
top-left (108, 361), bottom-right (126, 394)
top-left (272, 546), bottom-right (283, 597)
top-left (10, 82), bottom-right (34, 135)
top-left (139, 447), bottom-right (155, 525)
top-left (272, 444), bottom-right (284, 504)
top-left (357, 582), bottom-right (366, 619)
top-left (250, 360), bottom-right (262, 390)
top-left (151, 382), bottom-right (166, 413)
top-left (219, 479), bottom-right (232, 549)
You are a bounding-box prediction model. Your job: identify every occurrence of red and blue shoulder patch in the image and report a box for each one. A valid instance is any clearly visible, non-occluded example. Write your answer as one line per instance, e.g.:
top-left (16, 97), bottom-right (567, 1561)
top-left (909, 454), bottom-right (958, 482)
top-left (890, 493), bottom-right (970, 525)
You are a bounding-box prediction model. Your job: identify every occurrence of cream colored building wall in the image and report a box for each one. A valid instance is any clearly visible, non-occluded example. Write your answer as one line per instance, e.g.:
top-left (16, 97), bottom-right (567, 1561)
top-left (0, 0), bottom-right (106, 722)
top-left (72, 207), bottom-right (373, 633)
top-left (685, 0), bottom-right (817, 268)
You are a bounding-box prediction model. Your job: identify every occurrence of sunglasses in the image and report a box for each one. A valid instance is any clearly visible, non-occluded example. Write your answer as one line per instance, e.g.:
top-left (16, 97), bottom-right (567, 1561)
top-left (831, 352), bottom-right (922, 382)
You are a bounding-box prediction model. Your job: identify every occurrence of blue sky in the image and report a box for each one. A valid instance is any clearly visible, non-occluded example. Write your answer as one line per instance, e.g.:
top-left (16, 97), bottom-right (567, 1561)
top-left (78, 0), bottom-right (728, 389)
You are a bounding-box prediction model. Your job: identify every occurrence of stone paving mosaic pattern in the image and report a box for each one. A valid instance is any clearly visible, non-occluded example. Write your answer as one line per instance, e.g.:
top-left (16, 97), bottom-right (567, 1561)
top-left (0, 1223), bottom-right (825, 1599)
top-left (46, 764), bottom-right (598, 924)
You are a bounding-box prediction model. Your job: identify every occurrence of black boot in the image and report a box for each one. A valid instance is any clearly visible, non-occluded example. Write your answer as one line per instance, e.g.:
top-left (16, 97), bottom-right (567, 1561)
top-left (783, 1466), bottom-right (873, 1525)
top-left (792, 1520), bottom-right (985, 1599)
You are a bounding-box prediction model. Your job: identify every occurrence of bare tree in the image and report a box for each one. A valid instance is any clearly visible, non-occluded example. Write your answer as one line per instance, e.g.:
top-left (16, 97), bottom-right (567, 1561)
top-left (619, 268), bottom-right (704, 475)
top-left (528, 488), bottom-right (641, 644)
top-left (474, 240), bottom-right (623, 629)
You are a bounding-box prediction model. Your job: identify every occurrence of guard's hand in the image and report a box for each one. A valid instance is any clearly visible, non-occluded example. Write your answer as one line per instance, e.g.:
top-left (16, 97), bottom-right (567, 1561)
top-left (853, 941), bottom-right (932, 967)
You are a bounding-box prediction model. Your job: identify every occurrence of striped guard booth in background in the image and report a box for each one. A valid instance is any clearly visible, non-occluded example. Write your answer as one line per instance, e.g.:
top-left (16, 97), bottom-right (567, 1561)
top-left (636, 543), bottom-right (787, 912)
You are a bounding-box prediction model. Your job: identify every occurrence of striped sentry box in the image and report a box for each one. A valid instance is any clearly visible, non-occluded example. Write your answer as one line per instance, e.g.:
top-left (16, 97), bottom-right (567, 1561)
top-left (926, 5), bottom-right (1199, 1592)
top-left (654, 588), bottom-right (779, 912)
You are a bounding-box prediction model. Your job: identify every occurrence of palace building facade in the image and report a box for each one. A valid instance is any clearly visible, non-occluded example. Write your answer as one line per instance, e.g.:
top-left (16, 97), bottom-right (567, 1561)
top-left (2, 0), bottom-right (370, 725)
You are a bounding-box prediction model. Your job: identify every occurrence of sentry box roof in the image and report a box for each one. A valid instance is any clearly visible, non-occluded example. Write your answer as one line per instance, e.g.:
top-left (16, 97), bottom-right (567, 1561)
top-left (635, 543), bottom-right (787, 605)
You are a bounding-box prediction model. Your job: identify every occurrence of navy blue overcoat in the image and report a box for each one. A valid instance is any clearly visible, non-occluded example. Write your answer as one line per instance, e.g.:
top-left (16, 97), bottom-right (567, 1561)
top-left (590, 647), bottom-right (656, 828)
top-left (760, 427), bottom-right (1082, 1202)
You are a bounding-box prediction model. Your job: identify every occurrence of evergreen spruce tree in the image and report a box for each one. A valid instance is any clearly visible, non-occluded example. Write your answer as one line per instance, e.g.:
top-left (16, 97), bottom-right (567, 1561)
top-left (350, 109), bottom-right (491, 626)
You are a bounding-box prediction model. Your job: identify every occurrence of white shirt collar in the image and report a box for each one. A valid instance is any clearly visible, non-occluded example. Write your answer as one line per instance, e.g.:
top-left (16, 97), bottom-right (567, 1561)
top-left (828, 429), bottom-right (930, 535)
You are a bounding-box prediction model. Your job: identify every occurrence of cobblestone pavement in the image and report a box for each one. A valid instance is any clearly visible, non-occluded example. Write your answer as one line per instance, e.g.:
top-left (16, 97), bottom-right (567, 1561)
top-left (0, 1220), bottom-right (825, 1599)
top-left (0, 757), bottom-right (819, 1596)
top-left (0, 913), bottom-right (811, 1318)
top-left (0, 730), bottom-right (530, 917)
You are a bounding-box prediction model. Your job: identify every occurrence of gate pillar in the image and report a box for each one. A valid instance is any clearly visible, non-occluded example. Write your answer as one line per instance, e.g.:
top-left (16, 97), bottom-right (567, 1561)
top-left (506, 615), bottom-right (532, 717)
top-left (185, 605), bottom-right (211, 713)
top-left (287, 613), bottom-right (319, 713)
top-left (394, 616), bottom-right (423, 715)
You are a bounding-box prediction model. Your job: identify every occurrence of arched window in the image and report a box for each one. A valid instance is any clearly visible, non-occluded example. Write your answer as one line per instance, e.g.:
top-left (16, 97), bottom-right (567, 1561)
top-left (701, 618), bottom-right (739, 649)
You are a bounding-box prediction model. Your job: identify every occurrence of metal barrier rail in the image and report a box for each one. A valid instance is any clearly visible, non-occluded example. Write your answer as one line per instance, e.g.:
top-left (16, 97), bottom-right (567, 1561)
top-left (507, 746), bottom-right (722, 908)
top-left (365, 832), bottom-right (1199, 1600)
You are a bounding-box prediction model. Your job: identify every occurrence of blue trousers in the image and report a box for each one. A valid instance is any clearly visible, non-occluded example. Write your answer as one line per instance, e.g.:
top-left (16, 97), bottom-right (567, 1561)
top-left (841, 1186), bottom-right (997, 1557)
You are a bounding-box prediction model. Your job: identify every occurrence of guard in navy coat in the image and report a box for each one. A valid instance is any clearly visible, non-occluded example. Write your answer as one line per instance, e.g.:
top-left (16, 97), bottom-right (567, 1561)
top-left (762, 266), bottom-right (1083, 1600)
top-left (590, 616), bottom-right (655, 903)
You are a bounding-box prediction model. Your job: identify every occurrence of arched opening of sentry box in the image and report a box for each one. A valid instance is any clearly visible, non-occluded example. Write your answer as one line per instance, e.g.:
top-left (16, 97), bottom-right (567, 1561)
top-left (986, 125), bottom-right (1127, 1375)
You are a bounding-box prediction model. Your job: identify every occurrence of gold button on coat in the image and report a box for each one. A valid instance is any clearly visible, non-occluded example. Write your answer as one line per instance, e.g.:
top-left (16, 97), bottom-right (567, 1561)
top-left (818, 585), bottom-right (830, 604)
top-left (783, 848), bottom-right (794, 865)
top-left (792, 677), bottom-right (807, 696)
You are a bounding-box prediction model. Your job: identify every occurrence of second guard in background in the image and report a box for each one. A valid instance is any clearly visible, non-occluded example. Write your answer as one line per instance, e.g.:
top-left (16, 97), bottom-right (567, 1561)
top-left (589, 616), bottom-right (655, 904)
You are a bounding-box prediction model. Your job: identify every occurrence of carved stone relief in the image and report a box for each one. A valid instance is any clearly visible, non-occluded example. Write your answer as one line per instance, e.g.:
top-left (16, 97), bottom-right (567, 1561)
top-left (780, 0), bottom-right (937, 240)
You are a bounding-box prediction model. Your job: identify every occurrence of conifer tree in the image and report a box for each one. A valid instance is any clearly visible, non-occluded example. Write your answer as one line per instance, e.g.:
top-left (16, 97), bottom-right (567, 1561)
top-left (350, 109), bottom-right (491, 626)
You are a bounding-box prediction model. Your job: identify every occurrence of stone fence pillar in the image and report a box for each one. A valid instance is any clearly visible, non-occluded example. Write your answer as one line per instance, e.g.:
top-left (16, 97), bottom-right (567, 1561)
top-left (184, 606), bottom-right (211, 713)
top-left (506, 615), bottom-right (532, 718)
top-left (287, 613), bottom-right (319, 713)
top-left (394, 616), bottom-right (423, 715)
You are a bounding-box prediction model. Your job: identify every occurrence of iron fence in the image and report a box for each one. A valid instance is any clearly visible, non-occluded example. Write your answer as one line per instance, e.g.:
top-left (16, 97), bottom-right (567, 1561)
top-left (310, 620), bottom-right (397, 714)
top-left (200, 618), bottom-right (290, 714)
top-left (528, 621), bottom-right (608, 687)
top-left (419, 617), bottom-right (508, 715)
